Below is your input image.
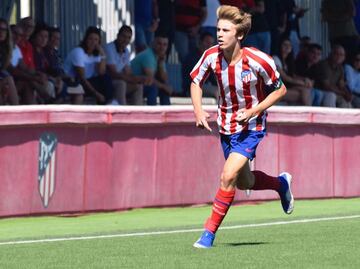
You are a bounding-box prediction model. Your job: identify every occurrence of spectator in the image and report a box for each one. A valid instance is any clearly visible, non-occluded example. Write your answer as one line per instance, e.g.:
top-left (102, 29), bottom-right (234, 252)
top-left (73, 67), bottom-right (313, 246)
top-left (134, 0), bottom-right (159, 53)
top-left (201, 0), bottom-right (221, 40)
top-left (295, 43), bottom-right (324, 106)
top-left (105, 25), bottom-right (151, 105)
top-left (174, 0), bottom-right (207, 63)
top-left (63, 26), bottom-right (114, 105)
top-left (321, 0), bottom-right (359, 62)
top-left (264, 0), bottom-right (287, 55)
top-left (182, 31), bottom-right (218, 99)
top-left (273, 37), bottom-right (312, 105)
top-left (30, 25), bottom-right (59, 101)
top-left (17, 17), bottom-right (52, 103)
top-left (283, 0), bottom-right (308, 56)
top-left (243, 0), bottom-right (271, 54)
top-left (0, 18), bottom-right (19, 105)
top-left (344, 51), bottom-right (360, 108)
top-left (44, 27), bottom-right (83, 104)
top-left (296, 35), bottom-right (311, 62)
top-left (131, 33), bottom-right (173, 105)
top-left (308, 45), bottom-right (352, 108)
top-left (157, 0), bottom-right (176, 57)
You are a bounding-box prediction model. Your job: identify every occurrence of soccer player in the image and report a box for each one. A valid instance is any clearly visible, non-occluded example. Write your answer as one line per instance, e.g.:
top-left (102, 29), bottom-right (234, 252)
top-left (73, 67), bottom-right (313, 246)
top-left (190, 5), bottom-right (294, 249)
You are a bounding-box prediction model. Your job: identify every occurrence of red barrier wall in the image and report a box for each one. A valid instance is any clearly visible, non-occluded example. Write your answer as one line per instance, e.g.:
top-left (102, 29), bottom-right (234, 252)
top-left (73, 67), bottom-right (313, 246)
top-left (0, 105), bottom-right (359, 217)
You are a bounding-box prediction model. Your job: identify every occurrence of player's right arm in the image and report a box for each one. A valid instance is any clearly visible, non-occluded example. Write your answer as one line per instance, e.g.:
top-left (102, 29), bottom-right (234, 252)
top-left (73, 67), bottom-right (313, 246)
top-left (190, 82), bottom-right (212, 132)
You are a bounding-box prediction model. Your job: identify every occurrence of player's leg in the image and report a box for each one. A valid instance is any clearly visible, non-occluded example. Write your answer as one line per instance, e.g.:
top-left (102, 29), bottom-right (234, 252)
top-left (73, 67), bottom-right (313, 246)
top-left (236, 162), bottom-right (294, 215)
top-left (193, 152), bottom-right (248, 248)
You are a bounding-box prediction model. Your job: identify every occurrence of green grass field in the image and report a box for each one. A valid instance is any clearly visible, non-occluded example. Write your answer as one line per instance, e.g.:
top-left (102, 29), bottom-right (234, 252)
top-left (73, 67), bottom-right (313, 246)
top-left (1, 198), bottom-right (360, 269)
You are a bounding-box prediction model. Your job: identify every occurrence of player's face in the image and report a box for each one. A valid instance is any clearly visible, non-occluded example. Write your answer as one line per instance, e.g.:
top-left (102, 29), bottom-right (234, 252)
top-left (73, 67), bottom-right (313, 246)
top-left (217, 19), bottom-right (239, 50)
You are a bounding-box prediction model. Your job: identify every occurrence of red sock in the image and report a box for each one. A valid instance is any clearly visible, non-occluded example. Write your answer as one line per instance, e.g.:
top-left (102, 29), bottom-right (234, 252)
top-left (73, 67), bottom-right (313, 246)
top-left (252, 170), bottom-right (281, 191)
top-left (204, 188), bottom-right (235, 234)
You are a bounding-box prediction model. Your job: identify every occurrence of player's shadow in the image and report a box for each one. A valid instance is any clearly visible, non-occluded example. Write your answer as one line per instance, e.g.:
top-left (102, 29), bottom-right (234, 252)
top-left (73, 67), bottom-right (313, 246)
top-left (223, 241), bottom-right (268, 247)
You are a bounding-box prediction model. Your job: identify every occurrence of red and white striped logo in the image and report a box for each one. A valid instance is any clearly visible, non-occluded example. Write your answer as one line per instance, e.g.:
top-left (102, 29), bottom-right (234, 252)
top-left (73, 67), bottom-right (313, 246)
top-left (38, 133), bottom-right (57, 208)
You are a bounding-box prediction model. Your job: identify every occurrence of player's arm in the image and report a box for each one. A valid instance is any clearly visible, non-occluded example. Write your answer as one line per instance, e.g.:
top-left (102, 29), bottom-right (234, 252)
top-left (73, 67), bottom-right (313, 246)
top-left (236, 80), bottom-right (287, 123)
top-left (190, 82), bottom-right (212, 132)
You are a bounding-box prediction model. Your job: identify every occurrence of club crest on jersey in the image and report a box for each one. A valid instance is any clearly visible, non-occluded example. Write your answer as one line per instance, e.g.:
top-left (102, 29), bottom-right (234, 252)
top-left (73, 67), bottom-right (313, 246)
top-left (38, 133), bottom-right (58, 208)
top-left (241, 70), bottom-right (252, 83)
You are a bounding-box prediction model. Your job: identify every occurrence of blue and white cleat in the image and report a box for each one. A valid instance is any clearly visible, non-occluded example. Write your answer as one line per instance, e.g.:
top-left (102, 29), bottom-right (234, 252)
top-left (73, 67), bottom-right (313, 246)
top-left (278, 172), bottom-right (294, 214)
top-left (193, 230), bottom-right (215, 248)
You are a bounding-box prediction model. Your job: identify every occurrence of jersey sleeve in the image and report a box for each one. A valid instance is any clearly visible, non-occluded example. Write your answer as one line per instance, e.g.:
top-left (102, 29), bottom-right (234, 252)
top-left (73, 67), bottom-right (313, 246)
top-left (258, 55), bottom-right (282, 91)
top-left (190, 51), bottom-right (212, 87)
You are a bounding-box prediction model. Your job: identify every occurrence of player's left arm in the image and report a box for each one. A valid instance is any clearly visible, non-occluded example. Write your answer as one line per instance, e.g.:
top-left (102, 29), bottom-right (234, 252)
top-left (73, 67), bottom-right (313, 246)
top-left (236, 81), bottom-right (286, 123)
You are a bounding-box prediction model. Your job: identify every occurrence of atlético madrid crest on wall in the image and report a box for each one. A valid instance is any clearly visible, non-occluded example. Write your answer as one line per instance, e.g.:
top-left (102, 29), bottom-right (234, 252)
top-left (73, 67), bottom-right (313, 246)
top-left (38, 133), bottom-right (58, 208)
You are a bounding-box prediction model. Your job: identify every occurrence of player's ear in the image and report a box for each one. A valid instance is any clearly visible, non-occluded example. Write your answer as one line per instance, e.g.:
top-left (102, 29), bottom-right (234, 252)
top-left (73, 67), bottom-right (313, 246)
top-left (237, 33), bottom-right (244, 41)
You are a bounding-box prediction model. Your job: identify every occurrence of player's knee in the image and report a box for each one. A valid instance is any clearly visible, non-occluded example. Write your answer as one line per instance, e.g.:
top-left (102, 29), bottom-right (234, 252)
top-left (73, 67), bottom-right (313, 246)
top-left (220, 170), bottom-right (237, 187)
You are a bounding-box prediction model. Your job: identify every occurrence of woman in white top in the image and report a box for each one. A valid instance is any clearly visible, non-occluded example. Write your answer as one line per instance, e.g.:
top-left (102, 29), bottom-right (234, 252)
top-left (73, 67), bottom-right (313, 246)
top-left (344, 52), bottom-right (360, 108)
top-left (64, 26), bottom-right (114, 104)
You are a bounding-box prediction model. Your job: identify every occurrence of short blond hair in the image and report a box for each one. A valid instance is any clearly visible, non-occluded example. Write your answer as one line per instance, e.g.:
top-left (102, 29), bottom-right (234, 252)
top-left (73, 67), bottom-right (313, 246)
top-left (217, 5), bottom-right (252, 40)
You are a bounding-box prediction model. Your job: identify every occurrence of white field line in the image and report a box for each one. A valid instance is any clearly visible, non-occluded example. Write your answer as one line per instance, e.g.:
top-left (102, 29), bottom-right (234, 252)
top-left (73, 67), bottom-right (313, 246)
top-left (1, 214), bottom-right (359, 246)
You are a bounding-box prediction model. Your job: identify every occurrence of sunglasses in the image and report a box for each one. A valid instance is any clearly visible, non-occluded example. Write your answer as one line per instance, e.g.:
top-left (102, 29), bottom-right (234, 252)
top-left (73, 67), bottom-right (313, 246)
top-left (0, 27), bottom-right (8, 32)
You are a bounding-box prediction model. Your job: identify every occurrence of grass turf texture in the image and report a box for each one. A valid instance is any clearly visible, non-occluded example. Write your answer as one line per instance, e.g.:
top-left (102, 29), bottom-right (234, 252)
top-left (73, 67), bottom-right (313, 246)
top-left (0, 198), bottom-right (359, 268)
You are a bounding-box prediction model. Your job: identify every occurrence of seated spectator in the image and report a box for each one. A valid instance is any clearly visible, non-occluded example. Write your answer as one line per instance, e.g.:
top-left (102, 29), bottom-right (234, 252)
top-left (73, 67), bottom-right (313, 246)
top-left (344, 51), bottom-right (360, 108)
top-left (182, 31), bottom-right (218, 99)
top-left (308, 45), bottom-right (352, 108)
top-left (295, 43), bottom-right (324, 106)
top-left (296, 35), bottom-right (311, 62)
top-left (30, 25), bottom-right (61, 101)
top-left (63, 26), bottom-right (114, 104)
top-left (0, 18), bottom-right (19, 105)
top-left (131, 33), bottom-right (173, 105)
top-left (16, 17), bottom-right (53, 104)
top-left (105, 25), bottom-right (151, 105)
top-left (44, 27), bottom-right (83, 104)
top-left (273, 37), bottom-right (312, 105)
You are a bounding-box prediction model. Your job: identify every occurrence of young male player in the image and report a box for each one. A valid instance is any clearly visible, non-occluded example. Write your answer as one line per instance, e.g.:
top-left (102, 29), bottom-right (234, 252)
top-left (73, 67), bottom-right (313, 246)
top-left (190, 5), bottom-right (294, 248)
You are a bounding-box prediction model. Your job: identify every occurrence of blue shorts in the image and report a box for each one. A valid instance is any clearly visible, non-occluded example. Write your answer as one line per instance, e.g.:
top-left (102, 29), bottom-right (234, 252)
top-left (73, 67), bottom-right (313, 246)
top-left (220, 130), bottom-right (266, 160)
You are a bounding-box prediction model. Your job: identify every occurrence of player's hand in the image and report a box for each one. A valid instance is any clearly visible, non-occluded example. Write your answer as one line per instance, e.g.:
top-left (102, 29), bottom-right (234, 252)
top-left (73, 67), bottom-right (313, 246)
top-left (194, 110), bottom-right (212, 132)
top-left (235, 108), bottom-right (254, 124)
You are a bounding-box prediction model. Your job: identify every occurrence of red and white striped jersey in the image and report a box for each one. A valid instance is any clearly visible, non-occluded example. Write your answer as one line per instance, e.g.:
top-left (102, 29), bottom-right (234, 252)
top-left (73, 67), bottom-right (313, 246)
top-left (190, 45), bottom-right (281, 135)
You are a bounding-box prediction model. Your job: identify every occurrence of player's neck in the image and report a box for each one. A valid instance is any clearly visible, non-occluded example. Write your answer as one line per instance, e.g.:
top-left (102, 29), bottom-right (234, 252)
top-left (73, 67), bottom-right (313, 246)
top-left (223, 42), bottom-right (243, 65)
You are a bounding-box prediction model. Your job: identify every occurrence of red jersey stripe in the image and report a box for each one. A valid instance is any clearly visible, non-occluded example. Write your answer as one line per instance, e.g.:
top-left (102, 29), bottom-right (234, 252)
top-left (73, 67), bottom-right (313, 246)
top-left (245, 49), bottom-right (277, 82)
top-left (228, 64), bottom-right (239, 133)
